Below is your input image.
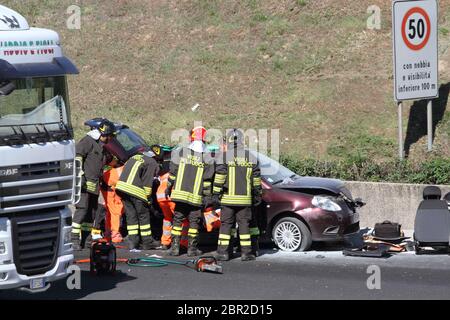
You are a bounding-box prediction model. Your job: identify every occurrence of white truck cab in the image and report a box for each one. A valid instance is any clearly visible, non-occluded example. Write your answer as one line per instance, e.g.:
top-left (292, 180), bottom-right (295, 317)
top-left (0, 5), bottom-right (80, 292)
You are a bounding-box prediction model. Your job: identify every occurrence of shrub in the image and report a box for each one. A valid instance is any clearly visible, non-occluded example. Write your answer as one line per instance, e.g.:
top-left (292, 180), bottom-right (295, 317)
top-left (280, 154), bottom-right (450, 184)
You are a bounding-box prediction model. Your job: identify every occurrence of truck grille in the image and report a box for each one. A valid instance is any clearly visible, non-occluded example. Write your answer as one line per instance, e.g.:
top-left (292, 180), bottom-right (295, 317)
top-left (20, 161), bottom-right (61, 178)
top-left (0, 160), bottom-right (74, 213)
top-left (11, 212), bottom-right (60, 276)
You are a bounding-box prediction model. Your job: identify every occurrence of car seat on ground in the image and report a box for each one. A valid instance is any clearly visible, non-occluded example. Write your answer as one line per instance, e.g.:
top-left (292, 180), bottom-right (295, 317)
top-left (414, 186), bottom-right (450, 253)
top-left (422, 186), bottom-right (442, 200)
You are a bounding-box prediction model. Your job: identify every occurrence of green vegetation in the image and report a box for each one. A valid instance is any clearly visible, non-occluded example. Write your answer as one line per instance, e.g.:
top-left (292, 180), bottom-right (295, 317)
top-left (281, 155), bottom-right (450, 185)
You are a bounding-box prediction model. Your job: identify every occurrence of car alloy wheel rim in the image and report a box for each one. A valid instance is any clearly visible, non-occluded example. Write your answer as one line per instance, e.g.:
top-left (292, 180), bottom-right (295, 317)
top-left (275, 221), bottom-right (302, 251)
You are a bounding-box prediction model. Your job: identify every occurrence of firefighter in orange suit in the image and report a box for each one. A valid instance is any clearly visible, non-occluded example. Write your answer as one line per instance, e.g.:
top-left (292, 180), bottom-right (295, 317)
top-left (101, 156), bottom-right (124, 243)
top-left (152, 144), bottom-right (189, 250)
top-left (203, 207), bottom-right (221, 232)
top-left (157, 172), bottom-right (189, 250)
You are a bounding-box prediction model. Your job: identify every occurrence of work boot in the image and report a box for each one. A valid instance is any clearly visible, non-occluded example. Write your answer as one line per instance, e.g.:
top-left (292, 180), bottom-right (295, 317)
top-left (141, 237), bottom-right (161, 250)
top-left (241, 246), bottom-right (256, 261)
top-left (126, 235), bottom-right (139, 250)
top-left (251, 237), bottom-right (260, 257)
top-left (71, 234), bottom-right (82, 251)
top-left (187, 236), bottom-right (203, 257)
top-left (214, 245), bottom-right (230, 261)
top-left (167, 235), bottom-right (181, 256)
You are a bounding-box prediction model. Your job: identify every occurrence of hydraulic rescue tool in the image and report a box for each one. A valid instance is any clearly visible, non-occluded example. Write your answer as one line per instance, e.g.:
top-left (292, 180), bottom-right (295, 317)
top-left (90, 240), bottom-right (117, 275)
top-left (127, 256), bottom-right (223, 274)
top-left (75, 240), bottom-right (123, 275)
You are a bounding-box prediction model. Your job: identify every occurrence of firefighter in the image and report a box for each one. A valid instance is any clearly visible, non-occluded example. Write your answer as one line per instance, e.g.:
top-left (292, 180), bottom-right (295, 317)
top-left (115, 150), bottom-right (160, 250)
top-left (72, 119), bottom-right (116, 250)
top-left (165, 126), bottom-right (215, 257)
top-left (101, 156), bottom-right (125, 243)
top-left (154, 145), bottom-right (189, 250)
top-left (212, 128), bottom-right (262, 261)
top-left (216, 137), bottom-right (261, 257)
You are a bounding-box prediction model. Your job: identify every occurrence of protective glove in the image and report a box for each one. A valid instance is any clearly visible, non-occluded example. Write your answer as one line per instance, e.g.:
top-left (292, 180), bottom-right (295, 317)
top-left (100, 180), bottom-right (109, 192)
top-left (203, 194), bottom-right (221, 210)
top-left (202, 195), bottom-right (212, 209)
top-left (253, 192), bottom-right (262, 207)
top-left (211, 194), bottom-right (221, 210)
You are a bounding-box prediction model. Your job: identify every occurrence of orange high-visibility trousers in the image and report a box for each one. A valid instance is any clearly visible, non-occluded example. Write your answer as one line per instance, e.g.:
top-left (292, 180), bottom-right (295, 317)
top-left (157, 173), bottom-right (188, 248)
top-left (203, 208), bottom-right (221, 232)
top-left (102, 166), bottom-right (124, 242)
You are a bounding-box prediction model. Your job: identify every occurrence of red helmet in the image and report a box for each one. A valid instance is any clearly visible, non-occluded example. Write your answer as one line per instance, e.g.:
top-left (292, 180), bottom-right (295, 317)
top-left (190, 126), bottom-right (207, 142)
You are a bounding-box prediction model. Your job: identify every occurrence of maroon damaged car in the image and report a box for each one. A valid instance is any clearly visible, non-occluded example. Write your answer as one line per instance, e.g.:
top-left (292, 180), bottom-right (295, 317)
top-left (254, 151), bottom-right (363, 251)
top-left (94, 120), bottom-right (363, 252)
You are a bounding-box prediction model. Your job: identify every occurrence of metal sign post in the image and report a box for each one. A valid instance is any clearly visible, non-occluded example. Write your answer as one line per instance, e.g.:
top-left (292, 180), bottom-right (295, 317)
top-left (392, 0), bottom-right (439, 158)
top-left (398, 102), bottom-right (404, 159)
top-left (427, 99), bottom-right (433, 151)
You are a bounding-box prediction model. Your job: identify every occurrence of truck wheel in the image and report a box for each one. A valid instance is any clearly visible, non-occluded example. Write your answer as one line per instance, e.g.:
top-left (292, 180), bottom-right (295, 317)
top-left (272, 217), bottom-right (312, 252)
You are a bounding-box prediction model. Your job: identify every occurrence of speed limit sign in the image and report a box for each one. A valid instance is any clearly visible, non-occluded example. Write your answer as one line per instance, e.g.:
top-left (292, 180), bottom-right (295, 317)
top-left (393, 0), bottom-right (438, 101)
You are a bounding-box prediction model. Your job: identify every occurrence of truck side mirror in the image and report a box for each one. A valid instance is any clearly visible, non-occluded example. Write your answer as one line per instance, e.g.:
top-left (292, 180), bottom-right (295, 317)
top-left (0, 81), bottom-right (15, 96)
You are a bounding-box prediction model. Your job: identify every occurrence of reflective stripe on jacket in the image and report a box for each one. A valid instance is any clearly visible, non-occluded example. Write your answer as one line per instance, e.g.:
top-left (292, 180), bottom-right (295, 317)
top-left (76, 134), bottom-right (105, 195)
top-left (213, 147), bottom-right (262, 206)
top-left (116, 154), bottom-right (159, 202)
top-left (168, 147), bottom-right (214, 206)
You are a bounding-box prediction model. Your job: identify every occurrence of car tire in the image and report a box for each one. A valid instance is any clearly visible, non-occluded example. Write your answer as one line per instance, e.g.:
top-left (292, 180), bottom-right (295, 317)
top-left (272, 217), bottom-right (312, 252)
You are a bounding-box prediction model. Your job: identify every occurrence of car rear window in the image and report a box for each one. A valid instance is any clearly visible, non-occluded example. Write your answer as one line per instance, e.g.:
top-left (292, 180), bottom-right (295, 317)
top-left (115, 128), bottom-right (148, 153)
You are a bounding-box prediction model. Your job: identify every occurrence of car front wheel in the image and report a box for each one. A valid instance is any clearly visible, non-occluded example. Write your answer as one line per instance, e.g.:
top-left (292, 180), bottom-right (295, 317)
top-left (272, 217), bottom-right (312, 252)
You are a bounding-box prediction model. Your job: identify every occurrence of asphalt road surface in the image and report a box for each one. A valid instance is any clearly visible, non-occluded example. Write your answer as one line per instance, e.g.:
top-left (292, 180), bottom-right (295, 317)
top-left (1, 242), bottom-right (450, 300)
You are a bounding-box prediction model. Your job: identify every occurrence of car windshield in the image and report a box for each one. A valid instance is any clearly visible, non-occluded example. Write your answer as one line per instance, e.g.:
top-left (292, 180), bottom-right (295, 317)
top-left (0, 76), bottom-right (70, 137)
top-left (250, 150), bottom-right (299, 185)
top-left (114, 127), bottom-right (149, 153)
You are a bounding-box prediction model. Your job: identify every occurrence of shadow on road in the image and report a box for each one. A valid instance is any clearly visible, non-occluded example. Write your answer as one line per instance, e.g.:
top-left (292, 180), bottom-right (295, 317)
top-left (255, 228), bottom-right (370, 256)
top-left (0, 270), bottom-right (137, 300)
top-left (404, 82), bottom-right (450, 157)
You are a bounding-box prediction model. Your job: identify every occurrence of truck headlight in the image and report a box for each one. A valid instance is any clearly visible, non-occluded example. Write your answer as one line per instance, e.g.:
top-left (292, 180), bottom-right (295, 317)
top-left (0, 242), bottom-right (5, 254)
top-left (312, 196), bottom-right (342, 212)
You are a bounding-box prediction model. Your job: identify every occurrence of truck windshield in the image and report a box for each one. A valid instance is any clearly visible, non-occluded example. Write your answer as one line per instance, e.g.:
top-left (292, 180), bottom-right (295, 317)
top-left (0, 76), bottom-right (72, 144)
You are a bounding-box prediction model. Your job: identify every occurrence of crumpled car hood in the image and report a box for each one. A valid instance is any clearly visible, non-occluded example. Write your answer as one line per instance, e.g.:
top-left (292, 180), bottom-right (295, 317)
top-left (274, 176), bottom-right (350, 197)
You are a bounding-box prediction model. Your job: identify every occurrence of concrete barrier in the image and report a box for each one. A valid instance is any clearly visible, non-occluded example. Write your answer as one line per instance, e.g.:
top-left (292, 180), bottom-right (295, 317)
top-left (345, 181), bottom-right (450, 229)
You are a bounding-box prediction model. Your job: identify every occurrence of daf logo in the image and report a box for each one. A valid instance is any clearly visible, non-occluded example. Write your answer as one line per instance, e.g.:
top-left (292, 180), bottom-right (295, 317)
top-left (0, 168), bottom-right (18, 176)
top-left (65, 162), bottom-right (74, 170)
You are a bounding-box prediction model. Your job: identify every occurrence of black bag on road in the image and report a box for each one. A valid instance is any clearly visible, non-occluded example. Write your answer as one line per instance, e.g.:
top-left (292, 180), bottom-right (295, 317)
top-left (373, 220), bottom-right (403, 240)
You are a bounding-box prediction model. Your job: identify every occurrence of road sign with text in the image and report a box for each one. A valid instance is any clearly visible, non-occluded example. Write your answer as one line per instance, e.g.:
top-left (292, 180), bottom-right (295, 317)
top-left (393, 0), bottom-right (438, 101)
